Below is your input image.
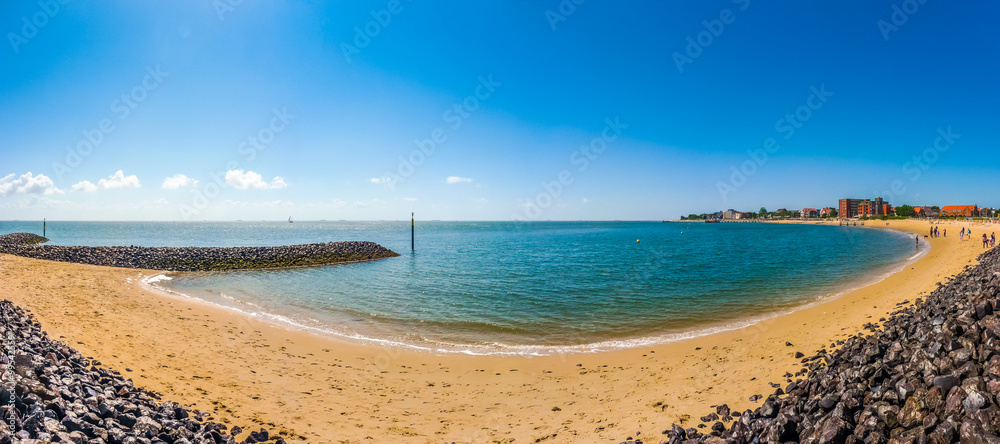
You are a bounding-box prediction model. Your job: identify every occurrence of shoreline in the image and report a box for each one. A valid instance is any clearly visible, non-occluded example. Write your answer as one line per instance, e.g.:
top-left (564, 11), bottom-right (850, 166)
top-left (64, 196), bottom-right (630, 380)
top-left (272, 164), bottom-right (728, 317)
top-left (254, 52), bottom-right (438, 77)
top-left (0, 219), bottom-right (995, 442)
top-left (139, 221), bottom-right (930, 358)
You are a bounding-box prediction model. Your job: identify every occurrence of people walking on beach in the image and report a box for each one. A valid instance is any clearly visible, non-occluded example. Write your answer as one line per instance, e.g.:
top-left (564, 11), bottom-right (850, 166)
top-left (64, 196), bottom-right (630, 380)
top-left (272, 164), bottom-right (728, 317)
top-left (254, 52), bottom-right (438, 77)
top-left (944, 229), bottom-right (947, 237)
top-left (985, 234), bottom-right (990, 249)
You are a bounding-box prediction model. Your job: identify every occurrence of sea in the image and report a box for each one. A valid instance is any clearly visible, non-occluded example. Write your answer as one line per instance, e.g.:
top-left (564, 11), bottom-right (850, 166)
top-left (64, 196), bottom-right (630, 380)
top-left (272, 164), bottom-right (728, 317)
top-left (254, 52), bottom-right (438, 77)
top-left (0, 220), bottom-right (926, 355)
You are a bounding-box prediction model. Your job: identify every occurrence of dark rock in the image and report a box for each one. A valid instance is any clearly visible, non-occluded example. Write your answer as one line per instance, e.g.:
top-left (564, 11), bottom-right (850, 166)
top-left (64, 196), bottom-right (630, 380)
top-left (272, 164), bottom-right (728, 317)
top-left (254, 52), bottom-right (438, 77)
top-left (715, 404), bottom-right (729, 418)
top-left (818, 416), bottom-right (848, 443)
top-left (933, 375), bottom-right (960, 392)
top-left (818, 395), bottom-right (838, 411)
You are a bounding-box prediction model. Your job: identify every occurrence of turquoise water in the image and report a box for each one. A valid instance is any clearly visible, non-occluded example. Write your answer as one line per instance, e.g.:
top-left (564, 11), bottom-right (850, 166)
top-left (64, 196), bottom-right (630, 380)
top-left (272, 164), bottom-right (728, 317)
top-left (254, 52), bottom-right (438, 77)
top-left (0, 221), bottom-right (924, 354)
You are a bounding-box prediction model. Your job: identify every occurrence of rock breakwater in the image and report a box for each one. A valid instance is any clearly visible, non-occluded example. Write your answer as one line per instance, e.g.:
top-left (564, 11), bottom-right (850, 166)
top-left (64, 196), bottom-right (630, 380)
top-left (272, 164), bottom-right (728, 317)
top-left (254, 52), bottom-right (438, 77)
top-left (647, 245), bottom-right (1000, 443)
top-left (0, 233), bottom-right (399, 272)
top-left (0, 300), bottom-right (285, 444)
top-left (0, 234), bottom-right (48, 247)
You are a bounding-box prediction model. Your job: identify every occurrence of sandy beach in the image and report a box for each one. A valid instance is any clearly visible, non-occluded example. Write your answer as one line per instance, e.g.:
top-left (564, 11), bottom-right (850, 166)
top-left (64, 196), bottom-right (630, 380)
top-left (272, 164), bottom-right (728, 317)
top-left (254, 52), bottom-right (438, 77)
top-left (1, 219), bottom-right (997, 443)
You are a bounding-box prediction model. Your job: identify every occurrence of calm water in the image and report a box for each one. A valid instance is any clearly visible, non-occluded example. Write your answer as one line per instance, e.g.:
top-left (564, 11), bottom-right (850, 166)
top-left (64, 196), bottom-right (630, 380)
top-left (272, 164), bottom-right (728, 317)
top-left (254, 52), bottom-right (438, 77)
top-left (0, 221), bottom-right (924, 354)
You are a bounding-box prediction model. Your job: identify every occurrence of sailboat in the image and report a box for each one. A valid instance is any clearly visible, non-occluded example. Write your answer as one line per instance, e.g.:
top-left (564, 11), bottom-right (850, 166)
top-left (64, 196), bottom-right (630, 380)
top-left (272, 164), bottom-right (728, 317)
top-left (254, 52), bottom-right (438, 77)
top-left (288, 216), bottom-right (293, 224)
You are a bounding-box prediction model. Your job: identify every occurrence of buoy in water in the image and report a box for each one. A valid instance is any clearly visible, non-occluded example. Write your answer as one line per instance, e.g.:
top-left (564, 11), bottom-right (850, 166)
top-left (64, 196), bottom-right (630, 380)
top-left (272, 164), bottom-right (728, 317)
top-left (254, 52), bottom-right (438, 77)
top-left (636, 239), bottom-right (640, 243)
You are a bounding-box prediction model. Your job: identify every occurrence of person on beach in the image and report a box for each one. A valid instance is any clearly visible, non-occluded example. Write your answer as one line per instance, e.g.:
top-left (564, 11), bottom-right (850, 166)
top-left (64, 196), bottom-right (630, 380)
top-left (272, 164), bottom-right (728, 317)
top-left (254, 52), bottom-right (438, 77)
top-left (916, 235), bottom-right (920, 249)
top-left (992, 233), bottom-right (996, 248)
top-left (985, 234), bottom-right (990, 249)
top-left (944, 229), bottom-right (947, 237)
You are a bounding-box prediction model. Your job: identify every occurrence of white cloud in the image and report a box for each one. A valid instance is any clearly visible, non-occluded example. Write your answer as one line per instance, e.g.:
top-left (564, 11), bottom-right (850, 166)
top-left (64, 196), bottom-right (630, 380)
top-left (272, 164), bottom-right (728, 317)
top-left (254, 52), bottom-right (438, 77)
top-left (445, 176), bottom-right (472, 184)
top-left (161, 174), bottom-right (198, 189)
top-left (72, 181), bottom-right (98, 193)
top-left (98, 170), bottom-right (141, 189)
top-left (0, 172), bottom-right (64, 197)
top-left (70, 170), bottom-right (140, 192)
top-left (402, 197), bottom-right (417, 202)
top-left (370, 177), bottom-right (390, 184)
top-left (225, 169), bottom-right (287, 190)
top-left (471, 198), bottom-right (489, 204)
top-left (582, 198), bottom-right (589, 204)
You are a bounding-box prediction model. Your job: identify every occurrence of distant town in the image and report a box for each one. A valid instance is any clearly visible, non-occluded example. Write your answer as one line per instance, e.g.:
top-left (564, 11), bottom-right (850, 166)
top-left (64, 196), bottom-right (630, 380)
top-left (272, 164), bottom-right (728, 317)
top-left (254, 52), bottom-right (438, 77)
top-left (681, 199), bottom-right (995, 221)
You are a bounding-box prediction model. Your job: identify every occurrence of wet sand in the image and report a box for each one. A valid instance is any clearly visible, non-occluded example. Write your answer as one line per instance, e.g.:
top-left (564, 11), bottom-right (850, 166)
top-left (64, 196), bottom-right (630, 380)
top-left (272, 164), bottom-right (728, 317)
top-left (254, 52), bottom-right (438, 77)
top-left (0, 219), bottom-right (995, 443)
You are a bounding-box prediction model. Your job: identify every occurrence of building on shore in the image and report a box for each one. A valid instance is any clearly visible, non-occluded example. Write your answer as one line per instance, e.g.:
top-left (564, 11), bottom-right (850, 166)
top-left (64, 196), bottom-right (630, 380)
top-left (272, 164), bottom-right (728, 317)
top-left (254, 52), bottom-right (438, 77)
top-left (858, 197), bottom-right (892, 218)
top-left (820, 207), bottom-right (836, 217)
top-left (839, 199), bottom-right (862, 219)
top-left (802, 208), bottom-right (819, 218)
top-left (913, 206), bottom-right (941, 218)
top-left (839, 197), bottom-right (892, 218)
top-left (723, 209), bottom-right (757, 220)
top-left (941, 205), bottom-right (979, 218)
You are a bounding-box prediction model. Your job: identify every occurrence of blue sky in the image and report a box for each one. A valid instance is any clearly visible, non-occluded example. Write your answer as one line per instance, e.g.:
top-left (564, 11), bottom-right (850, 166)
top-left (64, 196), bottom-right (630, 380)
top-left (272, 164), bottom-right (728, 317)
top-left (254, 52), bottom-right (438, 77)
top-left (1, 0), bottom-right (997, 221)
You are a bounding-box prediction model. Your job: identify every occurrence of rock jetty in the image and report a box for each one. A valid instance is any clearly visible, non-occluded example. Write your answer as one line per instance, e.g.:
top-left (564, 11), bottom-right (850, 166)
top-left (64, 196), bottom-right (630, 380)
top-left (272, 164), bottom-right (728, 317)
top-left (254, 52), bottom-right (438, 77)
top-left (0, 234), bottom-right (48, 247)
top-left (1, 300), bottom-right (284, 444)
top-left (0, 233), bottom-right (399, 272)
top-left (638, 245), bottom-right (1000, 443)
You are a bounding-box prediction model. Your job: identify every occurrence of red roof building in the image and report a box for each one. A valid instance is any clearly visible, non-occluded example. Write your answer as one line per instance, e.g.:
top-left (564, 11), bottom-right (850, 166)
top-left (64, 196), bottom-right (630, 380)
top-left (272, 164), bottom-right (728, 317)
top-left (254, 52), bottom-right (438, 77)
top-left (941, 205), bottom-right (979, 217)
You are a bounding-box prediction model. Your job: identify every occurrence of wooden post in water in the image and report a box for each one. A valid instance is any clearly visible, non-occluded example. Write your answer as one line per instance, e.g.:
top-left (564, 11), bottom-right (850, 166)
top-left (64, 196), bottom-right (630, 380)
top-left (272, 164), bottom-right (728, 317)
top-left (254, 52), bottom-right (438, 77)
top-left (43, 218), bottom-right (46, 237)
top-left (411, 212), bottom-right (415, 251)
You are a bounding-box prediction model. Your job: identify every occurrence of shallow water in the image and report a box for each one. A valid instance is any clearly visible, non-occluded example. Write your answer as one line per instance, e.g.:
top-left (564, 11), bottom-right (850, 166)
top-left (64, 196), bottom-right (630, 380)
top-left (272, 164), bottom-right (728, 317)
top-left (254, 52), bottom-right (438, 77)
top-left (0, 220), bottom-right (923, 354)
